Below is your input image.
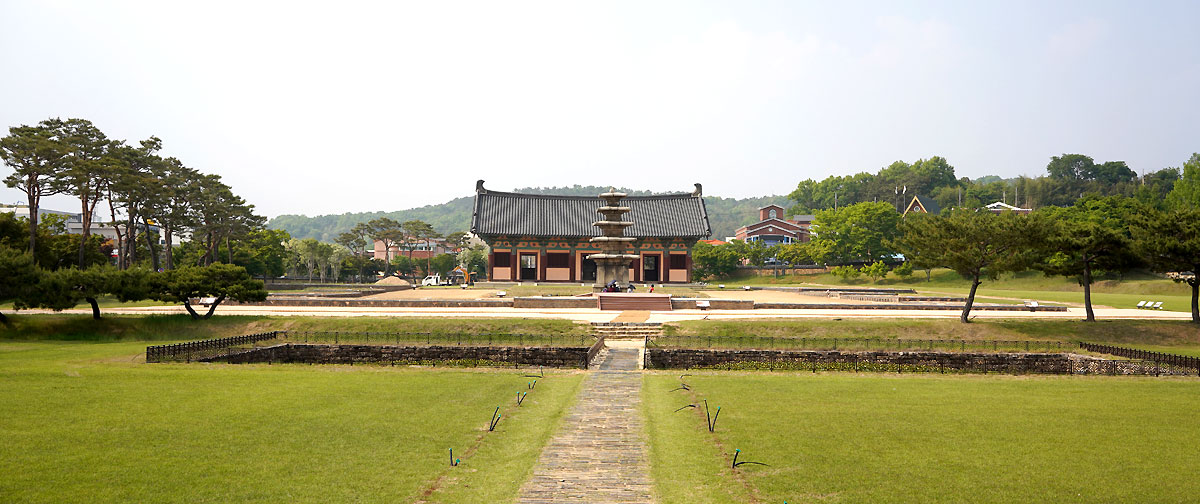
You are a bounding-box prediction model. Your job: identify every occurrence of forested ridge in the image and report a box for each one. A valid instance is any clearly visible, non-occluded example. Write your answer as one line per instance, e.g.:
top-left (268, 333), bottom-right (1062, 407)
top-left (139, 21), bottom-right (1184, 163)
top-left (267, 186), bottom-right (791, 241)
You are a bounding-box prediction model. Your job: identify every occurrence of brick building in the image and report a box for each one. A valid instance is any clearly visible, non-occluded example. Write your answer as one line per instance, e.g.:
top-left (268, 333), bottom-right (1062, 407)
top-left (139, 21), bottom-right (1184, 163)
top-left (732, 204), bottom-right (811, 246)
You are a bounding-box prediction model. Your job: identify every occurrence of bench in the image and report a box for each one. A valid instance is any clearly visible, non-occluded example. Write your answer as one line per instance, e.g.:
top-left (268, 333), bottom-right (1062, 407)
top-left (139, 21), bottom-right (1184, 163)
top-left (1023, 300), bottom-right (1040, 311)
top-left (696, 300), bottom-right (711, 310)
top-left (1136, 301), bottom-right (1148, 309)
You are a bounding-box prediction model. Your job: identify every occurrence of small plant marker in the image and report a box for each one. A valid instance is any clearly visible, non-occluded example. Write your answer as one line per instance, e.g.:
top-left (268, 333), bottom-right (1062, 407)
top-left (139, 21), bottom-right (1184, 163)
top-left (489, 407), bottom-right (500, 431)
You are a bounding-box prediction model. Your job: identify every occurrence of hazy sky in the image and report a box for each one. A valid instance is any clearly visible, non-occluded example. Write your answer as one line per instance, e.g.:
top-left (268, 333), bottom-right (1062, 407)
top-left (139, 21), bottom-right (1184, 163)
top-left (2, 1), bottom-right (1198, 218)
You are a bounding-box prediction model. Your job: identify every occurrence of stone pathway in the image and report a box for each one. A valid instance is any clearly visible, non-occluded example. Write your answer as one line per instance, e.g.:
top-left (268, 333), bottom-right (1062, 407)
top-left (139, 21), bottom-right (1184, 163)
top-left (516, 348), bottom-right (652, 503)
top-left (610, 310), bottom-right (650, 323)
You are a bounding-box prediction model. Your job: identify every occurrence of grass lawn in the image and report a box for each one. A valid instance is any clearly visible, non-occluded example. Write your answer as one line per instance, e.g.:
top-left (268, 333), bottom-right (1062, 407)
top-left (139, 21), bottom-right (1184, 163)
top-left (917, 287), bottom-right (1192, 312)
top-left (0, 294), bottom-right (176, 311)
top-left (0, 314), bottom-right (588, 342)
top-left (0, 340), bottom-right (583, 503)
top-left (644, 372), bottom-right (1200, 503)
top-left (662, 319), bottom-right (1200, 355)
top-left (730, 269), bottom-right (1195, 311)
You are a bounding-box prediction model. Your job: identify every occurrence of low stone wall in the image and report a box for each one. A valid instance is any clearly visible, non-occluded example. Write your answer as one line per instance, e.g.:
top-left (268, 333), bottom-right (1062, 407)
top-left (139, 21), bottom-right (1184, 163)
top-left (513, 297), bottom-right (597, 309)
top-left (751, 302), bottom-right (1068, 312)
top-left (646, 348), bottom-right (1190, 375)
top-left (899, 296), bottom-right (967, 302)
top-left (239, 298), bottom-right (514, 308)
top-left (235, 296), bottom-right (1064, 312)
top-left (743, 286), bottom-right (917, 294)
top-left (213, 343), bottom-right (590, 368)
top-left (265, 282), bottom-right (412, 292)
top-left (671, 298), bottom-right (754, 310)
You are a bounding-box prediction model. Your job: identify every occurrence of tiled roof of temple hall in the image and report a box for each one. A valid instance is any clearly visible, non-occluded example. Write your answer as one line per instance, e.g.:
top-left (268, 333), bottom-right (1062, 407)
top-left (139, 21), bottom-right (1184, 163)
top-left (470, 181), bottom-right (711, 239)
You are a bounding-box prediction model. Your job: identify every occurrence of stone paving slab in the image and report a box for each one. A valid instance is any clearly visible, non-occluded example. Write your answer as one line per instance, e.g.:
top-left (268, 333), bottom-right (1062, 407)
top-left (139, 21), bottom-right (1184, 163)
top-left (517, 349), bottom-right (652, 503)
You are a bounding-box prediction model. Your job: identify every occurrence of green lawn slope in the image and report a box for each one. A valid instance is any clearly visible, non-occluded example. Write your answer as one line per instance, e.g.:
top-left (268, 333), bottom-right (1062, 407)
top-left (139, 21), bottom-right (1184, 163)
top-left (0, 340), bottom-right (582, 503)
top-left (734, 269), bottom-right (1195, 311)
top-left (645, 372), bottom-right (1200, 503)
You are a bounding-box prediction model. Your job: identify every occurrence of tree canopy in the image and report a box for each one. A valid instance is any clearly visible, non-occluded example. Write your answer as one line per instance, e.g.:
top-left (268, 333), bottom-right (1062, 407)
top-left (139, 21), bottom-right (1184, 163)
top-left (152, 264), bottom-right (267, 320)
top-left (894, 209), bottom-right (1042, 322)
top-left (808, 202), bottom-right (900, 265)
top-left (1131, 207), bottom-right (1200, 323)
top-left (1035, 198), bottom-right (1141, 321)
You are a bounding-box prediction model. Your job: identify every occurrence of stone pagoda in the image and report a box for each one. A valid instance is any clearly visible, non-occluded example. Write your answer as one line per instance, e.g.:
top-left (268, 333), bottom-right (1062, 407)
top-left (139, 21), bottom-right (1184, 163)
top-left (589, 188), bottom-right (639, 290)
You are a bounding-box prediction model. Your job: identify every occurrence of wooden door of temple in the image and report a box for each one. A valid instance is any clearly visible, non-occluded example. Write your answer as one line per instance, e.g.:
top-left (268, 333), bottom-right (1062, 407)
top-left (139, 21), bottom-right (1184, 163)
top-left (581, 257), bottom-right (597, 282)
top-left (643, 254), bottom-right (660, 282)
top-left (519, 253), bottom-right (537, 280)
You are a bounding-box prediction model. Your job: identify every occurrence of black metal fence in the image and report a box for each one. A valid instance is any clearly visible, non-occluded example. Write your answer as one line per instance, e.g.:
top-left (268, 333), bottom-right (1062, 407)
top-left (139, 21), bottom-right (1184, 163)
top-left (286, 331), bottom-right (590, 348)
top-left (1079, 342), bottom-right (1200, 370)
top-left (146, 331), bottom-right (284, 363)
top-left (147, 330), bottom-right (592, 363)
top-left (651, 336), bottom-right (1064, 353)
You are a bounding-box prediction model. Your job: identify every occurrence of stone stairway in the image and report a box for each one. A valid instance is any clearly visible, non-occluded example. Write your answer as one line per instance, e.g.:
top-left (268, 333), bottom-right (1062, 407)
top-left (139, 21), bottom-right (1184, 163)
top-left (516, 347), bottom-right (652, 503)
top-left (590, 322), bottom-right (663, 341)
top-left (596, 293), bottom-right (673, 311)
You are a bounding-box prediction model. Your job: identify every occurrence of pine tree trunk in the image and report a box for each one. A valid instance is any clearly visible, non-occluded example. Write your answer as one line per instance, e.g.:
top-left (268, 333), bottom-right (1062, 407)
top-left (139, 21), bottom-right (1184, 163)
top-left (1083, 262), bottom-right (1095, 322)
top-left (961, 278), bottom-right (981, 323)
top-left (202, 295), bottom-right (226, 319)
top-left (1191, 279), bottom-right (1199, 324)
top-left (86, 297), bottom-right (101, 320)
top-left (144, 220), bottom-right (160, 271)
top-left (126, 213), bottom-right (137, 266)
top-left (27, 198), bottom-right (38, 259)
top-left (165, 227), bottom-right (174, 270)
top-left (183, 300), bottom-right (202, 320)
top-left (78, 200), bottom-right (93, 268)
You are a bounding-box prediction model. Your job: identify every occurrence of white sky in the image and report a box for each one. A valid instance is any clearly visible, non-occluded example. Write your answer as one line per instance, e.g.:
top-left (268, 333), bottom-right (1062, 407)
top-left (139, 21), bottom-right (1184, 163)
top-left (2, 1), bottom-right (1198, 218)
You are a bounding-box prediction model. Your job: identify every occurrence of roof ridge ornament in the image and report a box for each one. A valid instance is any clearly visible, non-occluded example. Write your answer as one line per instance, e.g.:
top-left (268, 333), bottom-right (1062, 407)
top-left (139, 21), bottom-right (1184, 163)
top-left (693, 183), bottom-right (702, 197)
top-left (476, 180), bottom-right (487, 193)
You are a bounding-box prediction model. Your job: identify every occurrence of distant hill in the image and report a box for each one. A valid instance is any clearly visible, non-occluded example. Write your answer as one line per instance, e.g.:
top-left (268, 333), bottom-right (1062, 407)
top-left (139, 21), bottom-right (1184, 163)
top-left (267, 185), bottom-right (790, 242)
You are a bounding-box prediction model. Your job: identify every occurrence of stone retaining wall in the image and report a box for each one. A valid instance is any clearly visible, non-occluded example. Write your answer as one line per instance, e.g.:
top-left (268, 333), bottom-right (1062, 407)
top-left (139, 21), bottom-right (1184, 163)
top-left (646, 348), bottom-right (1190, 375)
top-left (236, 297), bottom-right (1063, 312)
top-left (671, 298), bottom-right (754, 310)
top-left (751, 302), bottom-right (1068, 311)
top-left (513, 297), bottom-right (597, 309)
top-left (239, 298), bottom-right (514, 308)
top-left (212, 343), bottom-right (590, 368)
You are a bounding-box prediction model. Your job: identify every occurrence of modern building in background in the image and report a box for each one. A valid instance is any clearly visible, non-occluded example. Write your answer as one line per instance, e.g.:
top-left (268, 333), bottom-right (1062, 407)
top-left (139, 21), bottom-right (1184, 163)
top-left (372, 238), bottom-right (452, 262)
top-left (732, 204), bottom-right (811, 246)
top-left (2, 203), bottom-right (165, 250)
top-left (903, 195), bottom-right (941, 215)
top-left (984, 201), bottom-right (1032, 215)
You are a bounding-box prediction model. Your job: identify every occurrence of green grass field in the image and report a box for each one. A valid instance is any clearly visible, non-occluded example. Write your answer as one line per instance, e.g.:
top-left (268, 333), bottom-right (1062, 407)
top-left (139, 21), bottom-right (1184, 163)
top-left (0, 340), bottom-right (583, 503)
top-left (644, 372), bottom-right (1200, 503)
top-left (732, 269), bottom-right (1196, 311)
top-left (0, 314), bottom-right (588, 342)
top-left (663, 318), bottom-right (1200, 354)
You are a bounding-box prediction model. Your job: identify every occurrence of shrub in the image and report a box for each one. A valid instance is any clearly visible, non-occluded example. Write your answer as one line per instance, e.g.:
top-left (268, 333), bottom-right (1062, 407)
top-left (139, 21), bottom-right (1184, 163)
top-left (862, 261), bottom-right (889, 283)
top-left (831, 265), bottom-right (861, 281)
